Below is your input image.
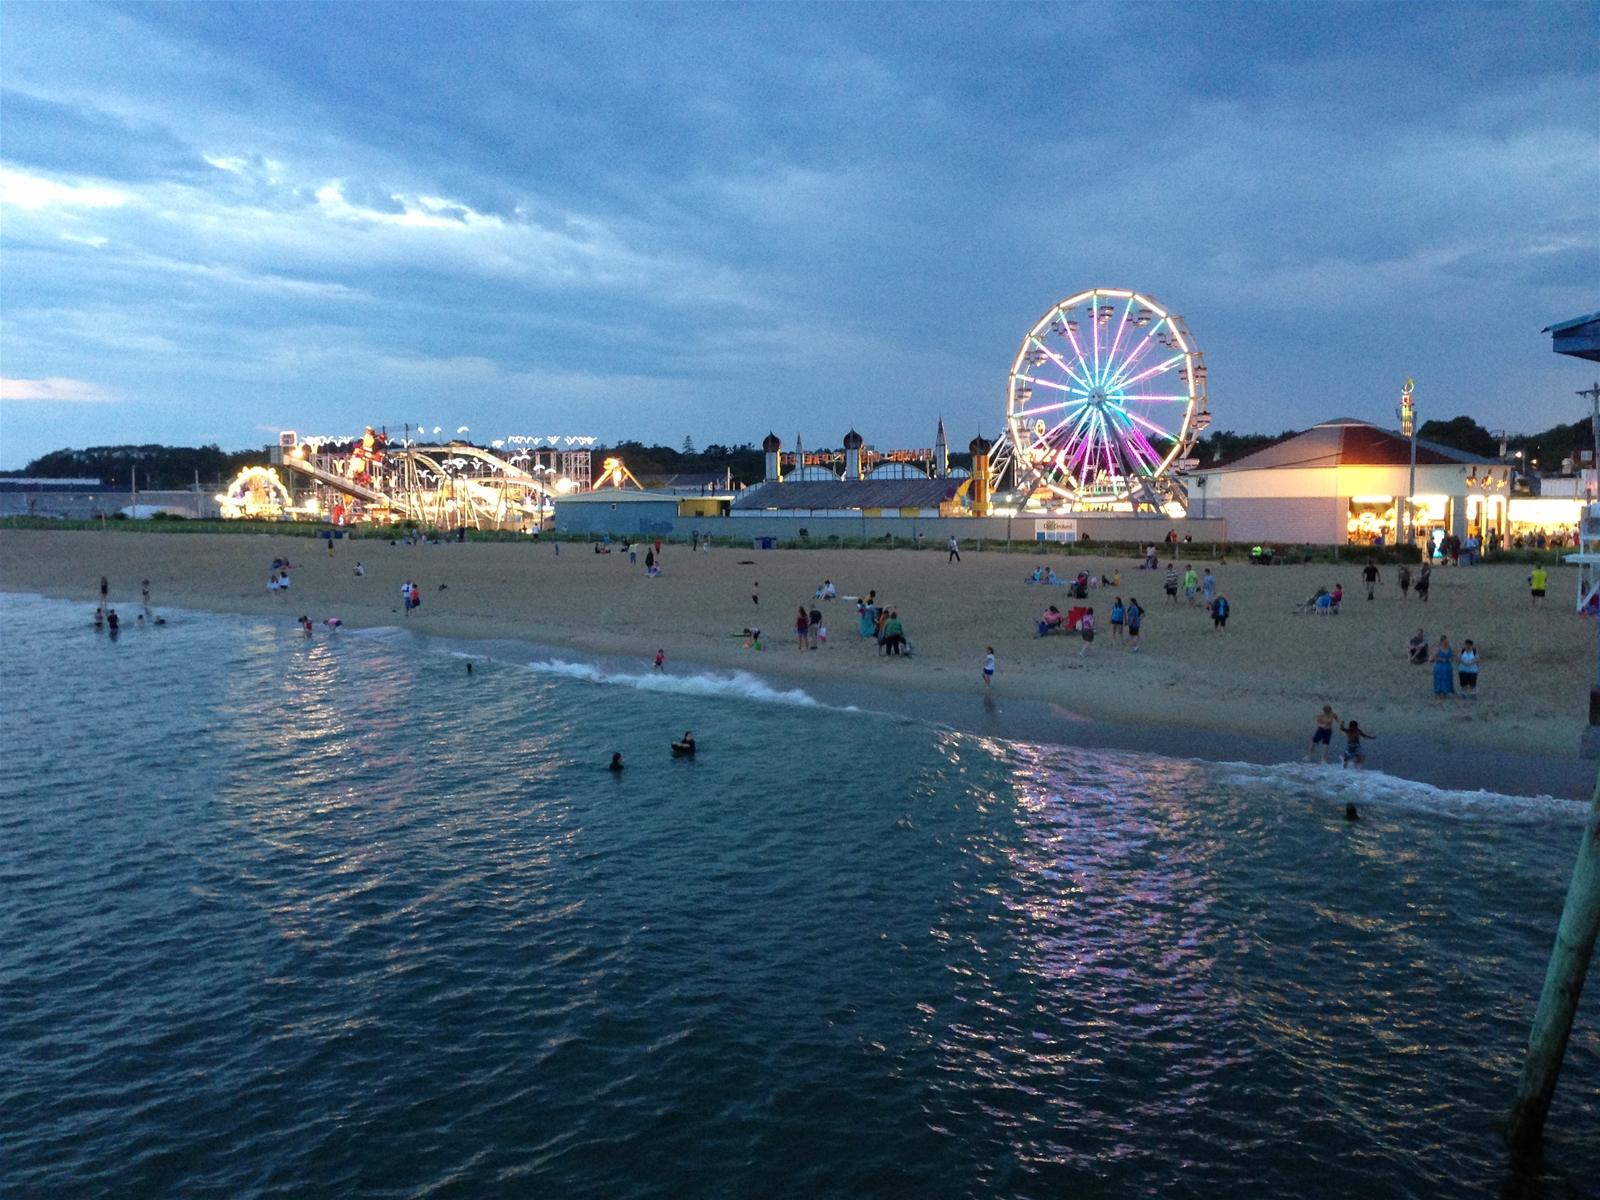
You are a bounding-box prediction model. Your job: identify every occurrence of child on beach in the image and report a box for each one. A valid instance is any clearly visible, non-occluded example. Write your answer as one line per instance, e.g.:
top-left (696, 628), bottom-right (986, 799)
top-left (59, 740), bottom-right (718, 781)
top-left (1078, 609), bottom-right (1095, 657)
top-left (1126, 599), bottom-right (1142, 651)
top-left (1210, 595), bottom-right (1228, 630)
top-left (654, 649), bottom-right (665, 672)
top-left (1110, 597), bottom-right (1125, 642)
top-left (1183, 566), bottom-right (1198, 606)
top-left (1339, 719), bottom-right (1375, 768)
top-left (983, 647), bottom-right (994, 689)
top-left (1164, 564), bottom-right (1179, 603)
top-left (1458, 640), bottom-right (1479, 696)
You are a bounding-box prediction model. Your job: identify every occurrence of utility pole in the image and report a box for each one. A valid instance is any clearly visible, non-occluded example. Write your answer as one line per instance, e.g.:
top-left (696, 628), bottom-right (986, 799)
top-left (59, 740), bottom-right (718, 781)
top-left (1399, 378), bottom-right (1416, 546)
top-left (1506, 770), bottom-right (1600, 1156)
top-left (1580, 382), bottom-right (1600, 503)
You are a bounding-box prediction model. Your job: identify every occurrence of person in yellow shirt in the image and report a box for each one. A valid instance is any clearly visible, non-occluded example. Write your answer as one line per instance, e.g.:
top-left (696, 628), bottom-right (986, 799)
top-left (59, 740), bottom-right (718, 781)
top-left (1530, 566), bottom-right (1548, 605)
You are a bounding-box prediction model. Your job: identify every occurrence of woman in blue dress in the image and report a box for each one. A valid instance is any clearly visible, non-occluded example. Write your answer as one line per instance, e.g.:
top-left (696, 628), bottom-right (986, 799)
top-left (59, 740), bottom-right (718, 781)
top-left (858, 600), bottom-right (878, 638)
top-left (1431, 635), bottom-right (1455, 696)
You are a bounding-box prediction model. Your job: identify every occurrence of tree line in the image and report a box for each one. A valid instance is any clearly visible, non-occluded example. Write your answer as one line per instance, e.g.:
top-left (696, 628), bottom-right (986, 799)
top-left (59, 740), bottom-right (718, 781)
top-left (8, 415), bottom-right (1594, 489)
top-left (2, 444), bottom-right (269, 490)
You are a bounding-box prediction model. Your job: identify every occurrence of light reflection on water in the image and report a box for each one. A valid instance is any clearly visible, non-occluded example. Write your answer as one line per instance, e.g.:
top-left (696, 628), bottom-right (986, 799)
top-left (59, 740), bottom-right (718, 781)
top-left (1, 592), bottom-right (1595, 1199)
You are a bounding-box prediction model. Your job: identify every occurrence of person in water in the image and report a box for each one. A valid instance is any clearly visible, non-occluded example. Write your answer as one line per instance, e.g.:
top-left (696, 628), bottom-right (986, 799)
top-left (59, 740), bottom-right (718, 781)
top-left (609, 752), bottom-right (624, 772)
top-left (1345, 803), bottom-right (1361, 822)
top-left (672, 731), bottom-right (696, 755)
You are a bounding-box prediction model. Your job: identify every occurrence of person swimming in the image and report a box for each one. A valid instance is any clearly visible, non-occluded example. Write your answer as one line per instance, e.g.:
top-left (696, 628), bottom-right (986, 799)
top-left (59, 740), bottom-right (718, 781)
top-left (1345, 803), bottom-right (1360, 822)
top-left (671, 731), bottom-right (696, 756)
top-left (466, 662), bottom-right (473, 675)
top-left (609, 752), bottom-right (624, 772)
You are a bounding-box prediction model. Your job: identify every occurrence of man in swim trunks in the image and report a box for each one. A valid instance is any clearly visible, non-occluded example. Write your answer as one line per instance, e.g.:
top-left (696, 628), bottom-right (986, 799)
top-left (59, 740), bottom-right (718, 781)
top-left (1308, 705), bottom-right (1338, 762)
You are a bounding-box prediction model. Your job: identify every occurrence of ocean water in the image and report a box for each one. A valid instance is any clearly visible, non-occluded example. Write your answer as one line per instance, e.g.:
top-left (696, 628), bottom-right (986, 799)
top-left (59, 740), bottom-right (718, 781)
top-left (2, 591), bottom-right (1596, 1199)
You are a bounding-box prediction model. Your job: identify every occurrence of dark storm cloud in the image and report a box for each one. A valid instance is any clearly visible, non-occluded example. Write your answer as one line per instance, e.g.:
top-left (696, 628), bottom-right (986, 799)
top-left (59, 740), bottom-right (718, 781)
top-left (0, 2), bottom-right (1594, 465)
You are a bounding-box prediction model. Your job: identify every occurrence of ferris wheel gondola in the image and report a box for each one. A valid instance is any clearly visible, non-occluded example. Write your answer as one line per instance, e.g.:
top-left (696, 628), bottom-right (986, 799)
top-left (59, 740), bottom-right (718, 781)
top-left (1001, 288), bottom-right (1210, 511)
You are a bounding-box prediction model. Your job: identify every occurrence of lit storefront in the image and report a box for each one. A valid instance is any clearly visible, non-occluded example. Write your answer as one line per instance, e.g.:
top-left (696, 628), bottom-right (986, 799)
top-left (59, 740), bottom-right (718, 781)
top-left (1194, 418), bottom-right (1506, 546)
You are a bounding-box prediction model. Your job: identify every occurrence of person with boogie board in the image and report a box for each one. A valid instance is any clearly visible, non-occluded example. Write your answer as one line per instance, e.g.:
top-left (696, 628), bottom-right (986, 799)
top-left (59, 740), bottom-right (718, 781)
top-left (671, 731), bottom-right (696, 757)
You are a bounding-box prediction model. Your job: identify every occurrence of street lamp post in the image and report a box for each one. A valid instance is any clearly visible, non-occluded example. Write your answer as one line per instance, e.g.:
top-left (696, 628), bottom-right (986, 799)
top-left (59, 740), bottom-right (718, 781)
top-left (1399, 378), bottom-right (1416, 546)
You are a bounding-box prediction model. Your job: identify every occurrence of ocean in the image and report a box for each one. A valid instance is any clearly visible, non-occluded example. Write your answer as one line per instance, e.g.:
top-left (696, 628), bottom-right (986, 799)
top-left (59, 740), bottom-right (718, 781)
top-left (2, 591), bottom-right (1596, 1198)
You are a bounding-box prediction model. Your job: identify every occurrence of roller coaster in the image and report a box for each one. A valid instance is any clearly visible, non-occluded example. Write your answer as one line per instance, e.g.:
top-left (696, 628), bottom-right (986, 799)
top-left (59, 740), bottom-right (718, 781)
top-left (222, 429), bottom-right (589, 530)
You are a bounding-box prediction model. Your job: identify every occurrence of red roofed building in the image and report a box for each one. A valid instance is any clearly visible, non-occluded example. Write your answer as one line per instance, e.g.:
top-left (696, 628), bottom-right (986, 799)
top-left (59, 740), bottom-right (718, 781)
top-left (1189, 418), bottom-right (1508, 546)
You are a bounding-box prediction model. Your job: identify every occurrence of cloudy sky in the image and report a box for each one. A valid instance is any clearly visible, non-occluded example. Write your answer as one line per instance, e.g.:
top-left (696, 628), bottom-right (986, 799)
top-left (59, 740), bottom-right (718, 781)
top-left (1, 2), bottom-right (1595, 467)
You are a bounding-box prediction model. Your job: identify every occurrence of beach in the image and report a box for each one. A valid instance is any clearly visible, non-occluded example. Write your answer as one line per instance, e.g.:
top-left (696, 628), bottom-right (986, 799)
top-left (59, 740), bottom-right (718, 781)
top-left (3, 528), bottom-right (1591, 768)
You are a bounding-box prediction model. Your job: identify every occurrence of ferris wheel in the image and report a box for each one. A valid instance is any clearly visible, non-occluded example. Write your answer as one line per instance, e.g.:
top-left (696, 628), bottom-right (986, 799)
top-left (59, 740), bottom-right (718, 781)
top-left (1003, 288), bottom-right (1210, 510)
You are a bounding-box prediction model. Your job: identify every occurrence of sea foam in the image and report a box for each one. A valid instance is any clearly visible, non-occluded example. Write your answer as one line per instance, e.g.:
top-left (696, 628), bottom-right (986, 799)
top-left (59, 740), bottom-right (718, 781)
top-left (1215, 759), bottom-right (1590, 825)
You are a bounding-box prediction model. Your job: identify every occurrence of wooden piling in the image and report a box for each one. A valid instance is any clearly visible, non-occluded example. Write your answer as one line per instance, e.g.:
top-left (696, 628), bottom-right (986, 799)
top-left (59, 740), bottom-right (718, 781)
top-left (1506, 769), bottom-right (1600, 1156)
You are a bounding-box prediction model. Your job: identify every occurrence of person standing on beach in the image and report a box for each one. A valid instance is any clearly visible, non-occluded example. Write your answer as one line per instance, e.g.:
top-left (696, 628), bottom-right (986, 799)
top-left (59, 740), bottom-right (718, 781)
top-left (1210, 594), bottom-right (1228, 630)
top-left (809, 605), bottom-right (822, 649)
top-left (100, 576), bottom-right (109, 607)
top-left (1078, 608), bottom-right (1095, 657)
top-left (1362, 561), bottom-right (1381, 600)
top-left (1529, 566), bottom-right (1547, 605)
top-left (1202, 569), bottom-right (1215, 606)
top-left (141, 579), bottom-right (150, 611)
top-left (1308, 705), bottom-right (1338, 762)
top-left (983, 647), bottom-right (994, 690)
top-left (1126, 598), bottom-right (1142, 651)
top-left (1431, 635), bottom-right (1454, 697)
top-left (796, 606), bottom-right (809, 651)
top-left (1164, 564), bottom-right (1179, 604)
top-left (948, 536), bottom-right (961, 563)
top-left (654, 649), bottom-right (665, 673)
top-left (1183, 566), bottom-right (1198, 606)
top-left (1415, 564), bottom-right (1431, 602)
top-left (1110, 597), bottom-right (1125, 643)
top-left (1398, 564), bottom-right (1412, 599)
top-left (1458, 639), bottom-right (1479, 697)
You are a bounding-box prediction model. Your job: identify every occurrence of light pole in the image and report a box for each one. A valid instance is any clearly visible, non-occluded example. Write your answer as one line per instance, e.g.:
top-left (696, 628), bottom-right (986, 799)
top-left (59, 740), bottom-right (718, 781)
top-left (1398, 378), bottom-right (1416, 546)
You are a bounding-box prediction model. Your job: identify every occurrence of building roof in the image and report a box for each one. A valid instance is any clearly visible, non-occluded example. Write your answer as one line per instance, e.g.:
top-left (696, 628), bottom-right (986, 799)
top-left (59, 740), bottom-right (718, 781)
top-left (1543, 311), bottom-right (1600, 362)
top-left (638, 472), bottom-right (727, 489)
top-left (554, 489), bottom-right (681, 505)
top-left (731, 479), bottom-right (959, 511)
top-left (1206, 420), bottom-right (1498, 472)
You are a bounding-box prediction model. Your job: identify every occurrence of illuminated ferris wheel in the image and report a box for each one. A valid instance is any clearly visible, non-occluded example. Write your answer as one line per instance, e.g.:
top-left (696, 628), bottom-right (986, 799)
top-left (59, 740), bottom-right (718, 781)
top-left (1004, 288), bottom-right (1210, 510)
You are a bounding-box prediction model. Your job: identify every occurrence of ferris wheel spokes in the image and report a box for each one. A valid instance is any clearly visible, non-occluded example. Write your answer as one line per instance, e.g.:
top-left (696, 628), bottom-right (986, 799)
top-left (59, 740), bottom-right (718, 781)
top-left (1004, 287), bottom-right (1208, 511)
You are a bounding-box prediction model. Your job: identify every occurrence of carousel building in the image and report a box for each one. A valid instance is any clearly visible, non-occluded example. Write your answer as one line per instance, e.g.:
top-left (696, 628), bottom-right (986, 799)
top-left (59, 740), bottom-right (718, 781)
top-left (1189, 418), bottom-right (1508, 546)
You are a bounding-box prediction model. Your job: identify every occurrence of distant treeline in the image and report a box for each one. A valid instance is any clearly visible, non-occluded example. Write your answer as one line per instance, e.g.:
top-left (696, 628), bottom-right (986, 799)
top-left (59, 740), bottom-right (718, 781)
top-left (9, 415), bottom-right (1594, 489)
top-left (1195, 414), bottom-right (1594, 468)
top-left (3, 444), bottom-right (269, 489)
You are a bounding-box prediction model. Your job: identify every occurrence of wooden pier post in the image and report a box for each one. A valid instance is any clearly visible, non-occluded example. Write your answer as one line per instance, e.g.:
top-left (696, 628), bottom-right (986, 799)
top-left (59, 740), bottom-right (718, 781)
top-left (1506, 769), bottom-right (1600, 1156)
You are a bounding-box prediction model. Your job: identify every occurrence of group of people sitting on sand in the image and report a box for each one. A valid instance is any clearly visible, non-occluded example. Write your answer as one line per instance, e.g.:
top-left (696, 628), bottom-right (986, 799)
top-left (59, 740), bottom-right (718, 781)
top-left (1295, 583), bottom-right (1344, 614)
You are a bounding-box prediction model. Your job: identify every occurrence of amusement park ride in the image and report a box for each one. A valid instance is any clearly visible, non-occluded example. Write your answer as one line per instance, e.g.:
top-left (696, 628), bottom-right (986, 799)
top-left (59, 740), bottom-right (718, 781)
top-left (218, 285), bottom-right (1215, 526)
top-left (218, 429), bottom-right (593, 529)
top-left (991, 288), bottom-right (1211, 514)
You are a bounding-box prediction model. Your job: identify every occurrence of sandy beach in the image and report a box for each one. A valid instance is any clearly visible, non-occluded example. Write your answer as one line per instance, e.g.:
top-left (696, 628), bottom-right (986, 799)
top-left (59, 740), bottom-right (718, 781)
top-left (4, 527), bottom-right (1592, 767)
